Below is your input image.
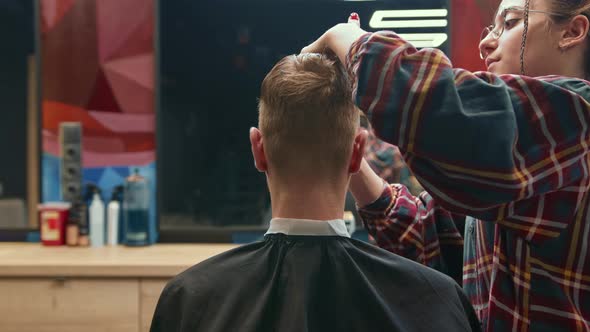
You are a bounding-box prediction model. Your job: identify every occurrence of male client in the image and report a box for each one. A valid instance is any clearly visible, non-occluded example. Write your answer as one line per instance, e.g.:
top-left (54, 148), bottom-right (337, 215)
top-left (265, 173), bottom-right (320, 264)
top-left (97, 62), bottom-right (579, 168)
top-left (150, 53), bottom-right (481, 332)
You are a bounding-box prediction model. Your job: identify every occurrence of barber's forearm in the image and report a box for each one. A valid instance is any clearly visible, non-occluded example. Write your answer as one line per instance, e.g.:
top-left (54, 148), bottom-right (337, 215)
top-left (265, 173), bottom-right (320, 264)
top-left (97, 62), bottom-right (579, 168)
top-left (326, 28), bottom-right (368, 65)
top-left (349, 159), bottom-right (386, 207)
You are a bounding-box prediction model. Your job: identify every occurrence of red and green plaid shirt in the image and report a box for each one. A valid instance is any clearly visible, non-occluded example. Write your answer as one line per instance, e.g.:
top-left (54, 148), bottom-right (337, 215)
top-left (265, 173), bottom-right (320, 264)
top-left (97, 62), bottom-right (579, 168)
top-left (350, 31), bottom-right (590, 331)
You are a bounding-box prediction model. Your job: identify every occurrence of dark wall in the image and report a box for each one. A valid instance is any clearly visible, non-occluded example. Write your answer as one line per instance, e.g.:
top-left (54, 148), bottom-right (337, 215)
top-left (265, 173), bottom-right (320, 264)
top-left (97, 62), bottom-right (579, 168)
top-left (0, 0), bottom-right (34, 198)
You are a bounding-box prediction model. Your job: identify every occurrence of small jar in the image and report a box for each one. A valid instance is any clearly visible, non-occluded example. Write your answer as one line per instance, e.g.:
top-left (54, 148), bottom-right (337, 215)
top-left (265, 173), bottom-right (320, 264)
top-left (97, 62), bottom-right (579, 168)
top-left (38, 202), bottom-right (71, 246)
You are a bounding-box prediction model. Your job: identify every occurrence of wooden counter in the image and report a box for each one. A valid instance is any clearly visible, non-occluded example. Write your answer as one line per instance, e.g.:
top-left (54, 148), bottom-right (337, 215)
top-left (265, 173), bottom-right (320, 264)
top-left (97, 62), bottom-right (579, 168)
top-left (0, 242), bottom-right (238, 277)
top-left (0, 242), bottom-right (238, 332)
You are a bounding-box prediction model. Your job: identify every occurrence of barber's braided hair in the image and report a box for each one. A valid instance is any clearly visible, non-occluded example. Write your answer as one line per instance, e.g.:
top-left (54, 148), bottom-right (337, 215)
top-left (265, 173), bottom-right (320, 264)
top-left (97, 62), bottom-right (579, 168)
top-left (520, 0), bottom-right (531, 75)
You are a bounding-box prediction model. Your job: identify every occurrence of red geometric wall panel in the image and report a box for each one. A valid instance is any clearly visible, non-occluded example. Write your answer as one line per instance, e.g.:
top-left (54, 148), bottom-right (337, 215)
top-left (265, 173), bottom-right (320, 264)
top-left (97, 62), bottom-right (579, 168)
top-left (41, 0), bottom-right (154, 168)
top-left (450, 0), bottom-right (501, 71)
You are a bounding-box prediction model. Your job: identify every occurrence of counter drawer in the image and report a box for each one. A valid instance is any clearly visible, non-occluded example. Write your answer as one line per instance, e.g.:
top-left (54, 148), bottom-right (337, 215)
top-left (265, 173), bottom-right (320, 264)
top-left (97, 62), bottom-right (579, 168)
top-left (0, 278), bottom-right (139, 332)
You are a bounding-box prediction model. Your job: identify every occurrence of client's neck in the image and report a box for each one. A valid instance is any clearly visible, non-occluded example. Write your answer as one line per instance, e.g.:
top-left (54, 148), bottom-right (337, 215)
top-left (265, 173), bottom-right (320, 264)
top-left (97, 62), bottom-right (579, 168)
top-left (269, 182), bottom-right (347, 221)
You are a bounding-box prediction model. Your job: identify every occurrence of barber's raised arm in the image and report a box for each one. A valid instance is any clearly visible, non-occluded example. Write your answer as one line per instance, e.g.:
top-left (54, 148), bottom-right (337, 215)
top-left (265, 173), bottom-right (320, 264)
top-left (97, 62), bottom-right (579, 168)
top-left (347, 30), bottom-right (590, 243)
top-left (350, 159), bottom-right (464, 283)
top-left (301, 13), bottom-right (366, 65)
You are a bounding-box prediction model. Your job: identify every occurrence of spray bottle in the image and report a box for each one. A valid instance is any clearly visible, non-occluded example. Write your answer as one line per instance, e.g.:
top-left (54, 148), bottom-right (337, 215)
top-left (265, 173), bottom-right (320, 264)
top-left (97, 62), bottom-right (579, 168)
top-left (107, 185), bottom-right (123, 246)
top-left (89, 185), bottom-right (105, 247)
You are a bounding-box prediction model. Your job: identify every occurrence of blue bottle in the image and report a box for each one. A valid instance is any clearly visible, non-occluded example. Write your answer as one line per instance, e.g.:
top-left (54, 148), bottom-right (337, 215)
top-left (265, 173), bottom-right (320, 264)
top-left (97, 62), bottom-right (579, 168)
top-left (123, 169), bottom-right (150, 246)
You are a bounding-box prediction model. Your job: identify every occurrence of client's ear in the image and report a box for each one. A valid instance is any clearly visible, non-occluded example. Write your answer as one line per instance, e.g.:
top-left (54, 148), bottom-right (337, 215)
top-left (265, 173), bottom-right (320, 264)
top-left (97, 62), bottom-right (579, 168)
top-left (250, 127), bottom-right (268, 172)
top-left (349, 129), bottom-right (368, 174)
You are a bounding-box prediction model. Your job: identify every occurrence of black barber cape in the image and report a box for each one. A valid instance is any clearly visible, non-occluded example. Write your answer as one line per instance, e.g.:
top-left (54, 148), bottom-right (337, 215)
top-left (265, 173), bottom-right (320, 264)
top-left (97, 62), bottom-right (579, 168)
top-left (150, 219), bottom-right (481, 332)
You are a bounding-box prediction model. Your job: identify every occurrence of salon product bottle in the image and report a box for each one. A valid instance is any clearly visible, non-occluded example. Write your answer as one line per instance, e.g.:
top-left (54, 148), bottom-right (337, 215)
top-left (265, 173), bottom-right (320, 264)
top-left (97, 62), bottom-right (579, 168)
top-left (77, 203), bottom-right (89, 246)
top-left (123, 169), bottom-right (150, 246)
top-left (79, 183), bottom-right (97, 246)
top-left (66, 201), bottom-right (81, 246)
top-left (107, 186), bottom-right (123, 246)
top-left (89, 187), bottom-right (105, 247)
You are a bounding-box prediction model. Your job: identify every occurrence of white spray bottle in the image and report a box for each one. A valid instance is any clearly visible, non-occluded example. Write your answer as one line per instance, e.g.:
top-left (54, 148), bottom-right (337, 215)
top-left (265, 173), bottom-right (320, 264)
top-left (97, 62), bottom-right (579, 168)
top-left (89, 186), bottom-right (105, 247)
top-left (107, 186), bottom-right (123, 246)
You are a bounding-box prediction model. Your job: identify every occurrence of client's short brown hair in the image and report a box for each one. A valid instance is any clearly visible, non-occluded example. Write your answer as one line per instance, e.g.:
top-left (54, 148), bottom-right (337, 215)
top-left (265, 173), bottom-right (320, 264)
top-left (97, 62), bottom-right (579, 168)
top-left (259, 54), bottom-right (358, 179)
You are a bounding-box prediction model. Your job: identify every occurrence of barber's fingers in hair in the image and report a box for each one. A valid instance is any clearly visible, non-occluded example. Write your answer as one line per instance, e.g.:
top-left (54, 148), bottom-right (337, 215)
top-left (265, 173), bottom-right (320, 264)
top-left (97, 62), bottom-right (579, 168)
top-left (348, 12), bottom-right (361, 27)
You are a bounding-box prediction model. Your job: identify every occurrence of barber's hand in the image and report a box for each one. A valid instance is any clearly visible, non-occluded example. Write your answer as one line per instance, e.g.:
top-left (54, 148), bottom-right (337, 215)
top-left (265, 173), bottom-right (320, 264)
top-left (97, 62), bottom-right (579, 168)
top-left (301, 13), bottom-right (367, 64)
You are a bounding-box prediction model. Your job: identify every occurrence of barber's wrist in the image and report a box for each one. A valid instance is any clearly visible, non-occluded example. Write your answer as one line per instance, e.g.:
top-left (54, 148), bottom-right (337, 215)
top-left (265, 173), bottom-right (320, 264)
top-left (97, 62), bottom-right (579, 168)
top-left (350, 159), bottom-right (387, 207)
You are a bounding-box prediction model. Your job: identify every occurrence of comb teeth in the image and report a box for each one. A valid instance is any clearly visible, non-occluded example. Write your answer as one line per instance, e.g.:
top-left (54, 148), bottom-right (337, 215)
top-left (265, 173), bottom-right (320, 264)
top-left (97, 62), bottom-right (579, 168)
top-left (59, 123), bottom-right (82, 144)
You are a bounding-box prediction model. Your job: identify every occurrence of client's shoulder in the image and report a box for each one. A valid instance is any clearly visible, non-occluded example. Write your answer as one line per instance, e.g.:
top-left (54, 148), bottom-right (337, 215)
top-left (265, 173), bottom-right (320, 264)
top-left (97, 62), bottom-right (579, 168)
top-left (348, 238), bottom-right (459, 287)
top-left (163, 241), bottom-right (268, 296)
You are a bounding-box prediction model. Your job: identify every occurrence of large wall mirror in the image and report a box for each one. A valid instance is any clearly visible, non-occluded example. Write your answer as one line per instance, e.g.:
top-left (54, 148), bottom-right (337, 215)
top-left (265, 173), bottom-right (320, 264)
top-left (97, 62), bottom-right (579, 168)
top-left (0, 1), bottom-right (39, 232)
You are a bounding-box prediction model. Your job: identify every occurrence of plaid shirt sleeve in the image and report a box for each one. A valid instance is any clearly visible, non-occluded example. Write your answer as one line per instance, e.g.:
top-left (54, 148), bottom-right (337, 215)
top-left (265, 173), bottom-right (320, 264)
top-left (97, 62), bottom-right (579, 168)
top-left (364, 127), bottom-right (404, 183)
top-left (358, 183), bottom-right (465, 284)
top-left (347, 31), bottom-right (590, 244)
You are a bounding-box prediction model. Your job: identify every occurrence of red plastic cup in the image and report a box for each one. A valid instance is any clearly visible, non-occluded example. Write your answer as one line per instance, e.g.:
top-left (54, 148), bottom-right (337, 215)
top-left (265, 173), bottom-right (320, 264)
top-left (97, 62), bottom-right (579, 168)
top-left (39, 202), bottom-right (71, 246)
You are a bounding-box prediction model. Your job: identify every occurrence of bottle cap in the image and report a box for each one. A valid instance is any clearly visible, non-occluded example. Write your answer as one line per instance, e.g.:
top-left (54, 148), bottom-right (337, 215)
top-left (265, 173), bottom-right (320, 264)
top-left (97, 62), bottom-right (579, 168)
top-left (127, 168), bottom-right (145, 183)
